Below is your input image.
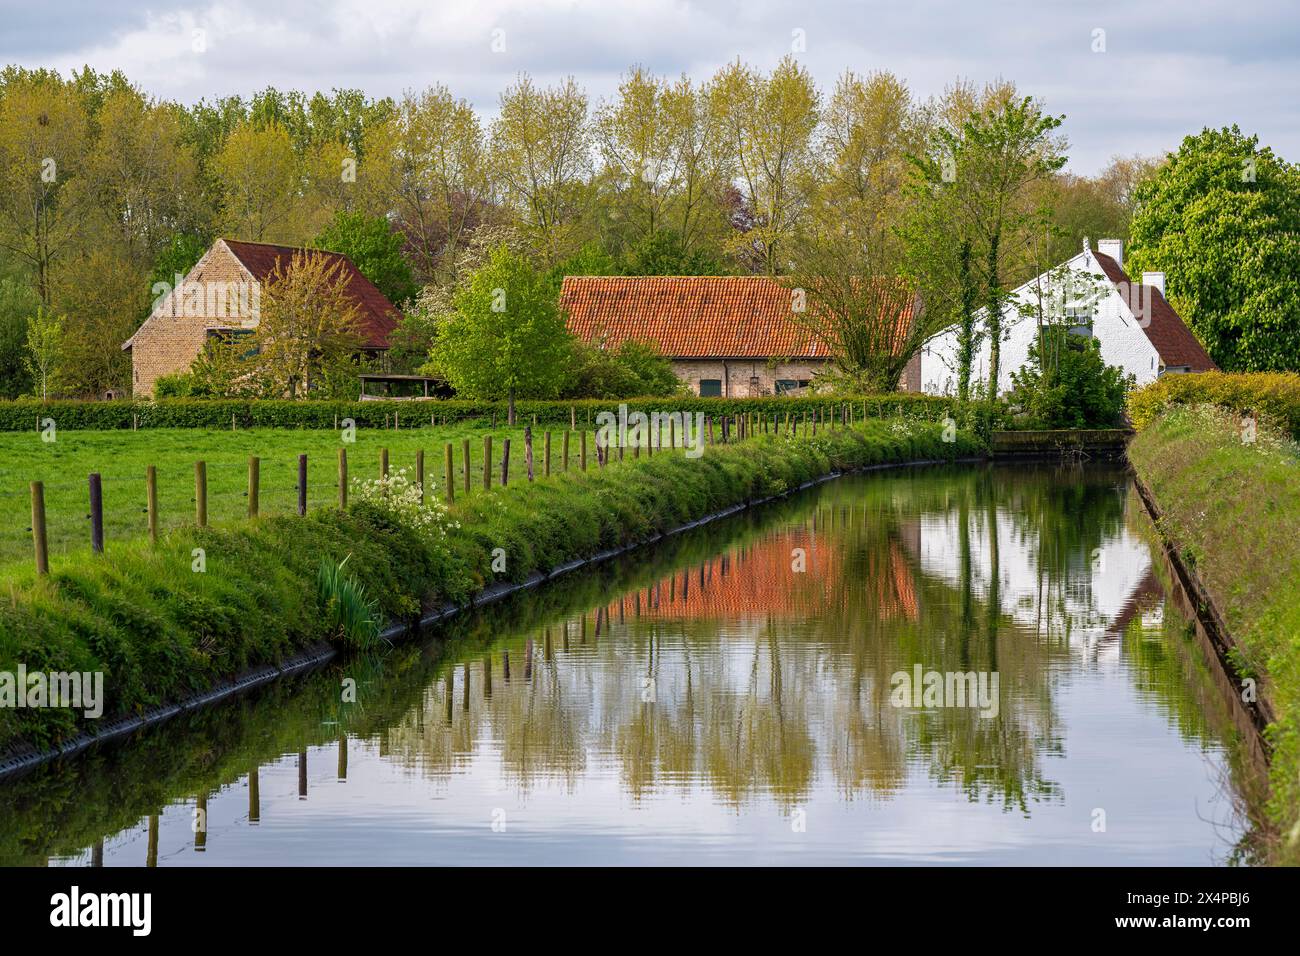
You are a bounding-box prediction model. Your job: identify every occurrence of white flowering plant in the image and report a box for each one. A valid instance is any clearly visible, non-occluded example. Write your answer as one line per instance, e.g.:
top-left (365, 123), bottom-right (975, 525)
top-left (348, 467), bottom-right (459, 548)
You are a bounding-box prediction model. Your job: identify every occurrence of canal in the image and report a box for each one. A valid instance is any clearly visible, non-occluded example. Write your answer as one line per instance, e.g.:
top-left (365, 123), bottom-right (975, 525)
top-left (0, 464), bottom-right (1262, 866)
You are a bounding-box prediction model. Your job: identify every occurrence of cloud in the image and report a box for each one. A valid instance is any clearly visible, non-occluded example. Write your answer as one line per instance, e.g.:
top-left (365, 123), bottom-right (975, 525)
top-left (3, 0), bottom-right (1296, 173)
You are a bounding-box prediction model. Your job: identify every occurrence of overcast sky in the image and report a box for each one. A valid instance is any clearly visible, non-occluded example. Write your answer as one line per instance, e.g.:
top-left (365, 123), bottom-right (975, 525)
top-left (2, 0), bottom-right (1295, 174)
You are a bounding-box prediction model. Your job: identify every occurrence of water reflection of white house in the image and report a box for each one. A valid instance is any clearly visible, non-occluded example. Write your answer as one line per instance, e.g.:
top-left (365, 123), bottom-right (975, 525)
top-left (914, 508), bottom-right (1160, 662)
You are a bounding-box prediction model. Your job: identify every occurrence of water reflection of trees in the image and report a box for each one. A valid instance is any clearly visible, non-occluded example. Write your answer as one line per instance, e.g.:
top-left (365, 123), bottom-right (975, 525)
top-left (381, 466), bottom-right (1152, 814)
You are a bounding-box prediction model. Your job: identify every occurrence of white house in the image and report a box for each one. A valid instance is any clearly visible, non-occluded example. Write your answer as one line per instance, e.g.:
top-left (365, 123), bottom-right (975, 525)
top-left (919, 239), bottom-right (1216, 396)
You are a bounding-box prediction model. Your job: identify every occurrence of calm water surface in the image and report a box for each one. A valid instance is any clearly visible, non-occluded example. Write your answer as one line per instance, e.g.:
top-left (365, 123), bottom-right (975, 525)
top-left (0, 464), bottom-right (1257, 865)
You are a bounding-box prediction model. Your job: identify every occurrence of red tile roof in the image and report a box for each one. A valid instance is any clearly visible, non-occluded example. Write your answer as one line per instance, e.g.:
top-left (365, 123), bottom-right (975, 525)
top-left (561, 275), bottom-right (914, 360)
top-left (1091, 250), bottom-right (1217, 372)
top-left (223, 239), bottom-right (399, 349)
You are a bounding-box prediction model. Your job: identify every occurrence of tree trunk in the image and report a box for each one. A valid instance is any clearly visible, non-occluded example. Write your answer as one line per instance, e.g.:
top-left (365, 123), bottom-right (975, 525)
top-left (957, 240), bottom-right (977, 404)
top-left (985, 232), bottom-right (1002, 399)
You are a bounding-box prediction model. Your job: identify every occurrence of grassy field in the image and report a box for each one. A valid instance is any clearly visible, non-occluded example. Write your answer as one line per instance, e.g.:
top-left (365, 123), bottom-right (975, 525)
top-left (0, 422), bottom-right (616, 569)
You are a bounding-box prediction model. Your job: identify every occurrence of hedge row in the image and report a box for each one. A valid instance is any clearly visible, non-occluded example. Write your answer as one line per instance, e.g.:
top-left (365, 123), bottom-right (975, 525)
top-left (1127, 371), bottom-right (1300, 438)
top-left (0, 393), bottom-right (962, 432)
top-left (0, 419), bottom-right (982, 751)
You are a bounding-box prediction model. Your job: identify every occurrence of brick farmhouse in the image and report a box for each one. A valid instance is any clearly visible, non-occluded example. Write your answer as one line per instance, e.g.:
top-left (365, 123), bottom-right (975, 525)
top-left (561, 275), bottom-right (921, 396)
top-left (123, 239), bottom-right (399, 396)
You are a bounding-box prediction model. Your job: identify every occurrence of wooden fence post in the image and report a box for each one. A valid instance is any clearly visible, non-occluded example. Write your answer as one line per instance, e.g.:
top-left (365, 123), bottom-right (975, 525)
top-left (462, 438), bottom-right (471, 494)
top-left (30, 481), bottom-right (48, 575)
top-left (195, 461), bottom-right (207, 527)
top-left (483, 436), bottom-right (493, 489)
top-left (297, 454), bottom-right (307, 516)
top-left (570, 406), bottom-right (576, 430)
top-left (580, 430), bottom-right (588, 471)
top-left (563, 431), bottom-right (570, 471)
top-left (380, 447), bottom-right (389, 478)
top-left (147, 465), bottom-right (159, 540)
top-left (416, 448), bottom-right (426, 503)
top-left (501, 438), bottom-right (511, 486)
top-left (444, 444), bottom-right (454, 504)
top-left (247, 457), bottom-right (259, 519)
top-left (338, 449), bottom-right (347, 509)
top-left (544, 431), bottom-right (552, 477)
top-left (525, 426), bottom-right (535, 481)
top-left (88, 473), bottom-right (104, 553)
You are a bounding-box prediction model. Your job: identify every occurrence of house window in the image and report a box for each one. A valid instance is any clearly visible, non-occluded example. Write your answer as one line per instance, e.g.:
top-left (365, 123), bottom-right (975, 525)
top-left (699, 379), bottom-right (722, 397)
top-left (775, 379), bottom-right (799, 394)
top-left (1065, 307), bottom-right (1094, 337)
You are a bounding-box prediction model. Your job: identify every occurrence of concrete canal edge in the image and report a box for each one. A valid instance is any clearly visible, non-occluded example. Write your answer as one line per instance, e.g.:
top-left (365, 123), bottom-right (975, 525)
top-left (989, 428), bottom-right (1132, 460)
top-left (0, 454), bottom-right (982, 782)
top-left (0, 643), bottom-right (338, 781)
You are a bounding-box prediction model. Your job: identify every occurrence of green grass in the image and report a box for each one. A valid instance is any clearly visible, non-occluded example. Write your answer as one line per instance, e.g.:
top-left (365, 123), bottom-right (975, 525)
top-left (0, 422), bottom-right (603, 569)
top-left (0, 419), bottom-right (984, 753)
top-left (1129, 404), bottom-right (1300, 863)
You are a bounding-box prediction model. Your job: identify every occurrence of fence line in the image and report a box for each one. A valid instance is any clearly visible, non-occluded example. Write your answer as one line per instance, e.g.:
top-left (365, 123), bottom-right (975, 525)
top-left (15, 410), bottom-right (866, 572)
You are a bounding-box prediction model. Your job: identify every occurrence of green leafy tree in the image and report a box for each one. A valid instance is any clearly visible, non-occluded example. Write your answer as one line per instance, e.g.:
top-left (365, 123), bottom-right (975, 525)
top-left (0, 71), bottom-right (92, 304)
top-left (315, 210), bottom-right (419, 307)
top-left (909, 86), bottom-right (1066, 398)
top-left (563, 338), bottom-right (683, 398)
top-left (1036, 154), bottom-right (1162, 266)
top-left (621, 229), bottom-right (720, 275)
top-left (551, 241), bottom-right (618, 282)
top-left (212, 120), bottom-right (301, 241)
top-left (24, 305), bottom-right (65, 400)
top-left (490, 76), bottom-right (593, 265)
top-left (360, 85), bottom-right (490, 285)
top-left (789, 70), bottom-right (930, 392)
top-left (427, 245), bottom-right (573, 421)
top-left (1128, 126), bottom-right (1300, 371)
top-left (1007, 328), bottom-right (1132, 428)
top-left (709, 57), bottom-right (820, 275)
top-left (149, 232), bottom-right (210, 293)
top-left (0, 279), bottom-right (40, 398)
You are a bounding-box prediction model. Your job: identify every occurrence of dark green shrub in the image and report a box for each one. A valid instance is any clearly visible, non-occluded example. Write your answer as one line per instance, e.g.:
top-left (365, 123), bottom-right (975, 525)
top-left (1008, 330), bottom-right (1133, 428)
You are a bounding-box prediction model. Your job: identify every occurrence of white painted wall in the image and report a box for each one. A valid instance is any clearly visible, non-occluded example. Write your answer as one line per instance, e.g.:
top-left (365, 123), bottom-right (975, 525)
top-left (920, 250), bottom-right (1161, 397)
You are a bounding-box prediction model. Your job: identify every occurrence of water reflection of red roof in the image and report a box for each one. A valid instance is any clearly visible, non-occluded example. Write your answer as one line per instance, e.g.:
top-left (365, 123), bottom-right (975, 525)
top-left (603, 531), bottom-right (919, 622)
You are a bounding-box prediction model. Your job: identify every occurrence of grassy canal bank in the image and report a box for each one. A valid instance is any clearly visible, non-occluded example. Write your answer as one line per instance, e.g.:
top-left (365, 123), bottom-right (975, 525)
top-left (0, 418), bottom-right (982, 757)
top-left (1128, 402), bottom-right (1300, 864)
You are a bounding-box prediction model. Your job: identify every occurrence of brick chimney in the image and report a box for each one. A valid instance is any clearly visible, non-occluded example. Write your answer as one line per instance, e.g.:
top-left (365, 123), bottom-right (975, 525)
top-left (1097, 239), bottom-right (1123, 268)
top-left (1142, 271), bottom-right (1166, 296)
